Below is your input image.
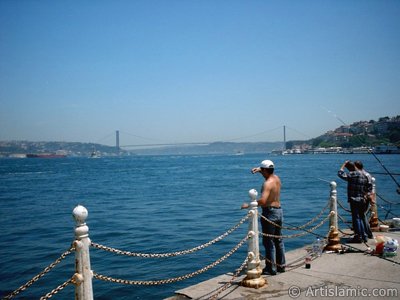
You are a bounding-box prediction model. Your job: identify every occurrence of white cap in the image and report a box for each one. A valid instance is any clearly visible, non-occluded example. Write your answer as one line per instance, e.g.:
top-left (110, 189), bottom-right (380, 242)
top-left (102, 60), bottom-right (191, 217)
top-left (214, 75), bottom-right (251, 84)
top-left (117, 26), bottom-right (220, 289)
top-left (260, 159), bottom-right (274, 169)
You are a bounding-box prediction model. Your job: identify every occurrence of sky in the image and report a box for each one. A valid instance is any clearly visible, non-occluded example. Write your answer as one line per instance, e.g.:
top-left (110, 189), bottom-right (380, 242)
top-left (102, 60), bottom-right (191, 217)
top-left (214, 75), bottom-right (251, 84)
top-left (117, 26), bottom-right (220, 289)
top-left (1, 0), bottom-right (400, 147)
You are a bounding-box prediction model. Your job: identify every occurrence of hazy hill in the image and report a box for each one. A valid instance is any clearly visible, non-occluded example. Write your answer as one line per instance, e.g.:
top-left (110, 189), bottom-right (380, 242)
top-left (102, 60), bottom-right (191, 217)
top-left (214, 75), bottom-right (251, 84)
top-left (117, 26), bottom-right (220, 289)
top-left (1, 115), bottom-right (398, 156)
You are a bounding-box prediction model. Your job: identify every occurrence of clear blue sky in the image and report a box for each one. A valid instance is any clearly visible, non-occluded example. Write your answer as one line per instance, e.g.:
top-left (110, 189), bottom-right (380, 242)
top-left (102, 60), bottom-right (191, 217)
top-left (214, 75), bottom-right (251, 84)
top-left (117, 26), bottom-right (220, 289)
top-left (1, 0), bottom-right (399, 146)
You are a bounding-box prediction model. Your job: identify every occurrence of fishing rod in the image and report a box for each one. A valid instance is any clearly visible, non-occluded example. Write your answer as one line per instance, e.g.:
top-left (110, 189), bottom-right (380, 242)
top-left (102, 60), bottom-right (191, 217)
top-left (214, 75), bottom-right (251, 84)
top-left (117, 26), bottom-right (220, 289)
top-left (376, 192), bottom-right (400, 205)
top-left (367, 149), bottom-right (400, 193)
top-left (323, 107), bottom-right (400, 192)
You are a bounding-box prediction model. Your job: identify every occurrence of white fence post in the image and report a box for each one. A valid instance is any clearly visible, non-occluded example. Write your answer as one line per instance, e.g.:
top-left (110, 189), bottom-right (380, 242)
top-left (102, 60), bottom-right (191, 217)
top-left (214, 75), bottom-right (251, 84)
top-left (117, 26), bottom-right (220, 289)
top-left (72, 205), bottom-right (94, 300)
top-left (369, 177), bottom-right (379, 231)
top-left (241, 189), bottom-right (267, 288)
top-left (325, 181), bottom-right (341, 251)
top-left (329, 181), bottom-right (338, 230)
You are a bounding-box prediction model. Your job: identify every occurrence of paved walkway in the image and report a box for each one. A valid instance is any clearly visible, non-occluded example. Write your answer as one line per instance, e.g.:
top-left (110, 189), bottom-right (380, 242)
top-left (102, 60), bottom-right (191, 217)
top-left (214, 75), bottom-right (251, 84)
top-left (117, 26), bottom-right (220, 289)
top-left (166, 231), bottom-right (400, 300)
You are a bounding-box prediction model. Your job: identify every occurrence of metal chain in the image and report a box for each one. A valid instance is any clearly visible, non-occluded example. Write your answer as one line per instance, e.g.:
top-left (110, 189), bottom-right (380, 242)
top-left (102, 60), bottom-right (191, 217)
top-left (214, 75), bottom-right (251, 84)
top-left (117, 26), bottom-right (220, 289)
top-left (337, 213), bottom-right (353, 231)
top-left (338, 228), bottom-right (353, 236)
top-left (377, 217), bottom-right (389, 225)
top-left (259, 200), bottom-right (330, 231)
top-left (207, 256), bottom-right (249, 300)
top-left (262, 256), bottom-right (283, 269)
top-left (39, 278), bottom-right (73, 300)
top-left (91, 214), bottom-right (249, 258)
top-left (260, 213), bottom-right (332, 239)
top-left (207, 251), bottom-right (315, 299)
top-left (92, 234), bottom-right (249, 286)
top-left (337, 199), bottom-right (351, 213)
top-left (287, 199), bottom-right (330, 230)
top-left (262, 248), bottom-right (319, 270)
top-left (261, 247), bottom-right (310, 269)
top-left (3, 247), bottom-right (75, 299)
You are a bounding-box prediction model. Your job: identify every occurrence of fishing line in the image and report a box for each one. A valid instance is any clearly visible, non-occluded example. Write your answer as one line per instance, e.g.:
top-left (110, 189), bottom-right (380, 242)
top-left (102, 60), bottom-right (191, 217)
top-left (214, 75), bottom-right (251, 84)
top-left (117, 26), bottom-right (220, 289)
top-left (322, 107), bottom-right (400, 191)
top-left (375, 202), bottom-right (399, 218)
top-left (317, 178), bottom-right (331, 184)
top-left (371, 172), bottom-right (400, 176)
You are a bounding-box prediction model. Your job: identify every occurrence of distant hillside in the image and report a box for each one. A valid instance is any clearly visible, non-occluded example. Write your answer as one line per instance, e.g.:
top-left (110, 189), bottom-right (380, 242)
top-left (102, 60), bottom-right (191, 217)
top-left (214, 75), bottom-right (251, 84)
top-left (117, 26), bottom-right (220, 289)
top-left (0, 141), bottom-right (122, 157)
top-left (0, 140), bottom-right (283, 156)
top-left (1, 115), bottom-right (399, 156)
top-left (309, 115), bottom-right (400, 149)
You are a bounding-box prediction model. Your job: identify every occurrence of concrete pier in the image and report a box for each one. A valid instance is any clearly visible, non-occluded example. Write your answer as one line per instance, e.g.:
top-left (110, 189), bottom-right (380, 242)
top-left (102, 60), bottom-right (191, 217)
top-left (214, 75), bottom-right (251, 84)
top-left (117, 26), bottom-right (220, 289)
top-left (166, 231), bottom-right (400, 299)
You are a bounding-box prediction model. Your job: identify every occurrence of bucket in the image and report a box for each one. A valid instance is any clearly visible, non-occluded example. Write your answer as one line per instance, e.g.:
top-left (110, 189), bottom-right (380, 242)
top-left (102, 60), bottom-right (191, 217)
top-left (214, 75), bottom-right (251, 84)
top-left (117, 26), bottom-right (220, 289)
top-left (379, 225), bottom-right (389, 232)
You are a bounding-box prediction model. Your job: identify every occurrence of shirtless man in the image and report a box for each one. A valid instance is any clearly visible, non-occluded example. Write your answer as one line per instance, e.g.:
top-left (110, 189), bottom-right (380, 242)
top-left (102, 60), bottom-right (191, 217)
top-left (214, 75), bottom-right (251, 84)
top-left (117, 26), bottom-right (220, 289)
top-left (242, 160), bottom-right (286, 275)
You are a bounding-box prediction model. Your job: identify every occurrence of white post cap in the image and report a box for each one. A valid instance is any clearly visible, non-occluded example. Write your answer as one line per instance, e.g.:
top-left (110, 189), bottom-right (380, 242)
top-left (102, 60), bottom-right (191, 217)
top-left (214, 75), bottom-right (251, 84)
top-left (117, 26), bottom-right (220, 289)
top-left (73, 205), bottom-right (88, 224)
top-left (248, 189), bottom-right (258, 200)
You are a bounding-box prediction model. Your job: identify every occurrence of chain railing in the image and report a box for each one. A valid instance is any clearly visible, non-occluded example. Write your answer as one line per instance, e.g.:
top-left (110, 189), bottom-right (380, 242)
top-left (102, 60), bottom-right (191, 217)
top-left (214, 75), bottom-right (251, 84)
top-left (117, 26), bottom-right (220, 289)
top-left (337, 213), bottom-right (353, 231)
top-left (261, 252), bottom-right (309, 271)
top-left (4, 209), bottom-right (250, 299)
top-left (93, 234), bottom-right (249, 286)
top-left (284, 199), bottom-right (331, 231)
top-left (201, 255), bottom-right (249, 300)
top-left (39, 277), bottom-right (74, 300)
top-left (91, 213), bottom-right (249, 258)
top-left (4, 181), bottom-right (343, 299)
top-left (259, 199), bottom-right (330, 231)
top-left (337, 198), bottom-right (352, 213)
top-left (3, 246), bottom-right (75, 299)
top-left (259, 212), bottom-right (333, 239)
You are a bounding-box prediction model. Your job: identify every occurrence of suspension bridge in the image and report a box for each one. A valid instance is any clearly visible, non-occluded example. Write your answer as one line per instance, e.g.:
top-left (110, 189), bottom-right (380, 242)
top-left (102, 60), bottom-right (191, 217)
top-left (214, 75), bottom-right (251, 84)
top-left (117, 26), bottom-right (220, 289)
top-left (96, 126), bottom-right (308, 150)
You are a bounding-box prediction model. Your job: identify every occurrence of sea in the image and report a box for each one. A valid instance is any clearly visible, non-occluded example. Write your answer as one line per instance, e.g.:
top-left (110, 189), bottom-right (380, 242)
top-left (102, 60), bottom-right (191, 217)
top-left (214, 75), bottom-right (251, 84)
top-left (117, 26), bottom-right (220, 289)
top-left (0, 153), bottom-right (399, 300)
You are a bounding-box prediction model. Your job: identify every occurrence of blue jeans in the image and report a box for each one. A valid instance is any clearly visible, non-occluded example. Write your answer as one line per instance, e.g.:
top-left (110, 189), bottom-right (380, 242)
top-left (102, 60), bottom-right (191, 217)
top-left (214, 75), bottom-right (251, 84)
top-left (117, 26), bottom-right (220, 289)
top-left (350, 200), bottom-right (368, 242)
top-left (261, 207), bottom-right (286, 273)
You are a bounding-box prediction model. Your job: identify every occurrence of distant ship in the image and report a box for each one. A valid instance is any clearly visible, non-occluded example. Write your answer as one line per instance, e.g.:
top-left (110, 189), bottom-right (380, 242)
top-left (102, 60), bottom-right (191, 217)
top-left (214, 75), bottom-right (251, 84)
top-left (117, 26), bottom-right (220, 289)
top-left (26, 153), bottom-right (67, 158)
top-left (90, 150), bottom-right (101, 158)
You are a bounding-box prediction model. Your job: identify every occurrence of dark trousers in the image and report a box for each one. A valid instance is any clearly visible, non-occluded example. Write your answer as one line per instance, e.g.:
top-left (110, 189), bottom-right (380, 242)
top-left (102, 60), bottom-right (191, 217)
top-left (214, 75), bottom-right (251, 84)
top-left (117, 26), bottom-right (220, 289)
top-left (261, 207), bottom-right (286, 273)
top-left (350, 200), bottom-right (368, 242)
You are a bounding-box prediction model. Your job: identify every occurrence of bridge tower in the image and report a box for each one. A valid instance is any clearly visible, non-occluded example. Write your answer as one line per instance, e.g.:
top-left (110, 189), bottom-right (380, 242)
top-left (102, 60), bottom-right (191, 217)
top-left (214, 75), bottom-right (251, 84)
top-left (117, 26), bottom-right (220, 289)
top-left (283, 125), bottom-right (286, 151)
top-left (116, 130), bottom-right (120, 152)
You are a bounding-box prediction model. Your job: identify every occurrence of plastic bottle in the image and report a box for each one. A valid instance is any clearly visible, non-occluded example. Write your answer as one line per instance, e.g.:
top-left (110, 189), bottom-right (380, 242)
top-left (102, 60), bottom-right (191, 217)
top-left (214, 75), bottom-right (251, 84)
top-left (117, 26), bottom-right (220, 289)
top-left (313, 238), bottom-right (323, 257)
top-left (318, 238), bottom-right (323, 256)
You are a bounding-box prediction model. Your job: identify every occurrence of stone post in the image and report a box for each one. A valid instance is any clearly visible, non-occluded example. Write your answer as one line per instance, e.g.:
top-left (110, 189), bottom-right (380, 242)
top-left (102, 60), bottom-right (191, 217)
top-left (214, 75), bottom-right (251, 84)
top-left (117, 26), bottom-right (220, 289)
top-left (72, 205), bottom-right (94, 300)
top-left (241, 189), bottom-right (267, 288)
top-left (369, 177), bottom-right (379, 231)
top-left (325, 181), bottom-right (341, 251)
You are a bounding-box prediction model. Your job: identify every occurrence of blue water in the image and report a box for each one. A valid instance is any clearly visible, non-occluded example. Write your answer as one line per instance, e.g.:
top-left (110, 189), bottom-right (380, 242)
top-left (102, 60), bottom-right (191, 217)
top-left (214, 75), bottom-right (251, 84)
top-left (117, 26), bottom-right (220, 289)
top-left (0, 154), bottom-right (399, 299)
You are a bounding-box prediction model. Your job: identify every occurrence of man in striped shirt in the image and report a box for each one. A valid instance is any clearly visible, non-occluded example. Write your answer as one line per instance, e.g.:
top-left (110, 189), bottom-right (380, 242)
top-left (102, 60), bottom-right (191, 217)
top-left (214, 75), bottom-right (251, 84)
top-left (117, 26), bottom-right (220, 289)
top-left (355, 160), bottom-right (373, 239)
top-left (338, 160), bottom-right (370, 243)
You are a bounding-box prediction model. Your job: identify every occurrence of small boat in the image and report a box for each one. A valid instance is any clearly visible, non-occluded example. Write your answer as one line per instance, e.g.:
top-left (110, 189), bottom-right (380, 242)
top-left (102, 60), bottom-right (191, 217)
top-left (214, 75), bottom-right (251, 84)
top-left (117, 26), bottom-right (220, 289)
top-left (90, 151), bottom-right (101, 158)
